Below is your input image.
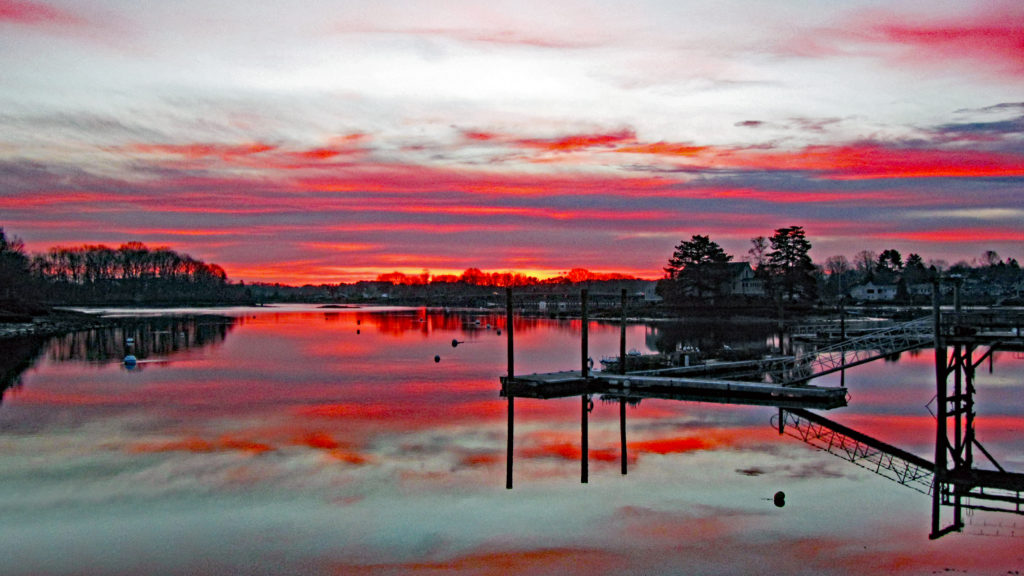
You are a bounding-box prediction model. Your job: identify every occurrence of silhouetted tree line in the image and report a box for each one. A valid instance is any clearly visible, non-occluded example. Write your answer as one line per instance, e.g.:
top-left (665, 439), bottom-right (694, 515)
top-left (0, 228), bottom-right (248, 307)
top-left (0, 228), bottom-right (43, 317)
top-left (821, 247), bottom-right (1022, 305)
top-left (31, 241), bottom-right (250, 304)
top-left (659, 225), bottom-right (1023, 307)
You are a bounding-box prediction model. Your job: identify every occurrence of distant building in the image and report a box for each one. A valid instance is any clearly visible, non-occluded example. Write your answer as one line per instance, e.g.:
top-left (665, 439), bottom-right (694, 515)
top-left (851, 281), bottom-right (898, 301)
top-left (728, 263), bottom-right (765, 297)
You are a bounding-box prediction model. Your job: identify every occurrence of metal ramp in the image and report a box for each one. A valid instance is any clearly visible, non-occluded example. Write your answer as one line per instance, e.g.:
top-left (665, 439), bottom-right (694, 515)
top-left (768, 317), bottom-right (934, 384)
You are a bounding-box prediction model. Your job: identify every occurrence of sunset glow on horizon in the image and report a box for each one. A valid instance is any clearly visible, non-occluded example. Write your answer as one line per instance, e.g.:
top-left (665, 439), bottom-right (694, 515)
top-left (2, 0), bottom-right (1023, 285)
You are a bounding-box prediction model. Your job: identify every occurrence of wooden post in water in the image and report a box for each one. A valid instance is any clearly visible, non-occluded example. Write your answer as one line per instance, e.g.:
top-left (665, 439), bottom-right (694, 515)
top-left (506, 287), bottom-right (515, 490)
top-left (581, 288), bottom-right (589, 484)
top-left (931, 279), bottom-right (948, 538)
top-left (619, 288), bottom-right (628, 475)
top-left (619, 289), bottom-right (627, 373)
top-left (840, 299), bottom-right (846, 388)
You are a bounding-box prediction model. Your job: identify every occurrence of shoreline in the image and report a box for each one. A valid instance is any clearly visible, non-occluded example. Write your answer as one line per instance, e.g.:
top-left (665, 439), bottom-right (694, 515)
top-left (0, 310), bottom-right (128, 340)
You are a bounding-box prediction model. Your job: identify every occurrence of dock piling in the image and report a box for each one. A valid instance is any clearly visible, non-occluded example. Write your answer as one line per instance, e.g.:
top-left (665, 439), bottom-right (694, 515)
top-left (581, 288), bottom-right (589, 484)
top-left (506, 287), bottom-right (514, 490)
top-left (620, 288), bottom-right (628, 475)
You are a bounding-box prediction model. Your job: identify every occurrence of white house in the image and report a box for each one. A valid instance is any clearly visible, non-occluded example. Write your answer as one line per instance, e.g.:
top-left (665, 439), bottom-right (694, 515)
top-left (728, 263), bottom-right (765, 297)
top-left (851, 281), bottom-right (898, 301)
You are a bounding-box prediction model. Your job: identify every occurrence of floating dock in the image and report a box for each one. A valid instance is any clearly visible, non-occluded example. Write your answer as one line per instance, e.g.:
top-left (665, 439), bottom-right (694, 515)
top-left (501, 370), bottom-right (847, 408)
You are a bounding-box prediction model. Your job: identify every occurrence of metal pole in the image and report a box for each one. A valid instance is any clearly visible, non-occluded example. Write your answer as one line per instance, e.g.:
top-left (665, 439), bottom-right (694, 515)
top-left (581, 288), bottom-right (589, 484)
top-left (620, 288), bottom-right (627, 475)
top-left (507, 287), bottom-right (515, 383)
top-left (581, 288), bottom-right (589, 379)
top-left (506, 287), bottom-right (514, 490)
top-left (620, 288), bottom-right (627, 375)
top-left (931, 279), bottom-right (947, 538)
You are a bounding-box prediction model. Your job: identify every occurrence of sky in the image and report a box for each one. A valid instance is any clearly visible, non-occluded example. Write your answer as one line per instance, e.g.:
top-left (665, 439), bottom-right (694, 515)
top-left (1, 0), bottom-right (1023, 284)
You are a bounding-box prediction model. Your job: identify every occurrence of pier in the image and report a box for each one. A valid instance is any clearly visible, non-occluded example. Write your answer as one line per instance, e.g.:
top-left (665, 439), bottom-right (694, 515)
top-left (500, 282), bottom-right (1024, 538)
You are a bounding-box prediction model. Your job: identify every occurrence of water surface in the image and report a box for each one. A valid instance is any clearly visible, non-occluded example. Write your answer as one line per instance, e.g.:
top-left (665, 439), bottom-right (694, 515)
top-left (1, 305), bottom-right (1022, 574)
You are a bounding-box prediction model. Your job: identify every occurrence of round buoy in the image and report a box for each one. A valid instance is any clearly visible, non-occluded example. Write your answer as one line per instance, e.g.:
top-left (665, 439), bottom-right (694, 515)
top-left (496, 330), bottom-right (501, 335)
top-left (123, 355), bottom-right (137, 367)
top-left (773, 491), bottom-right (786, 507)
top-left (451, 339), bottom-right (460, 348)
top-left (356, 329), bottom-right (361, 334)
top-left (434, 355), bottom-right (441, 363)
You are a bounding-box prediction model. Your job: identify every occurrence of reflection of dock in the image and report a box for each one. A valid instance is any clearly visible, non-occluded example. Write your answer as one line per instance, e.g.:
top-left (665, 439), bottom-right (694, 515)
top-left (775, 407), bottom-right (1024, 539)
top-left (775, 408), bottom-right (935, 495)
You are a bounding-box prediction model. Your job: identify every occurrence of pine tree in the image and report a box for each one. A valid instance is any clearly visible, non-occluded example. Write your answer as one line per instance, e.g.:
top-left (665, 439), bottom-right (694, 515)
top-left (767, 226), bottom-right (816, 302)
top-left (661, 235), bottom-right (733, 301)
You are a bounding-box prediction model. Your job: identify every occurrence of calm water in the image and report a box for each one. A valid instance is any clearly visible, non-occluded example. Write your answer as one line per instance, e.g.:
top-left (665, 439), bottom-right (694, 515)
top-left (1, 305), bottom-right (1022, 575)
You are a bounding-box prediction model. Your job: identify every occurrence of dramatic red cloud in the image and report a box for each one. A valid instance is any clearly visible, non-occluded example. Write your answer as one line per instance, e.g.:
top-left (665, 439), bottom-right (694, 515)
top-left (627, 142), bottom-right (1024, 180)
top-left (700, 188), bottom-right (896, 204)
top-left (298, 164), bottom-right (672, 197)
top-left (130, 142), bottom-right (277, 162)
top-left (869, 7), bottom-right (1024, 75)
top-left (517, 129), bottom-right (637, 152)
top-left (616, 142), bottom-right (709, 156)
top-left (0, 0), bottom-right (79, 25)
top-left (0, 191), bottom-right (114, 208)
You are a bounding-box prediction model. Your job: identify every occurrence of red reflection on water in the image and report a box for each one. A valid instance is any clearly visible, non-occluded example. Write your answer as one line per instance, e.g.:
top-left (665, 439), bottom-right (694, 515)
top-left (629, 436), bottom-right (720, 454)
top-left (130, 436), bottom-right (274, 455)
top-left (331, 547), bottom-right (625, 576)
top-left (291, 431), bottom-right (371, 464)
top-left (520, 441), bottom-right (619, 463)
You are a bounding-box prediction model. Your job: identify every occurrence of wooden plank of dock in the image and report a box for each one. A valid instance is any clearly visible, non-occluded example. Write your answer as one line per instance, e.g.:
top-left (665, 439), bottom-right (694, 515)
top-left (598, 373), bottom-right (845, 400)
top-left (502, 370), bottom-right (847, 403)
top-left (625, 357), bottom-right (795, 377)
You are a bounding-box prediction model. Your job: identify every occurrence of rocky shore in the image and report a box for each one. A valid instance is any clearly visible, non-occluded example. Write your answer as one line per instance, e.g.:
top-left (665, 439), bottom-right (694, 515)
top-left (0, 310), bottom-right (122, 340)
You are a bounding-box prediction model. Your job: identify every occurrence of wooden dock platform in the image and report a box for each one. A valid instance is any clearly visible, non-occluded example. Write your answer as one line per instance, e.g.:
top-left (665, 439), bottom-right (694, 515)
top-left (502, 370), bottom-right (848, 407)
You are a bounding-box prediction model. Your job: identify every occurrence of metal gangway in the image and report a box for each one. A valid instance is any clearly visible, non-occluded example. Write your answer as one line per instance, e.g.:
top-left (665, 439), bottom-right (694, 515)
top-left (768, 317), bottom-right (934, 385)
top-left (772, 408), bottom-right (935, 495)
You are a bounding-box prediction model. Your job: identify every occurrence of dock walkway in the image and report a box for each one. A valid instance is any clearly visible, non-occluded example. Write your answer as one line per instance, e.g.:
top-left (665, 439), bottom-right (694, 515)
top-left (502, 369), bottom-right (848, 408)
